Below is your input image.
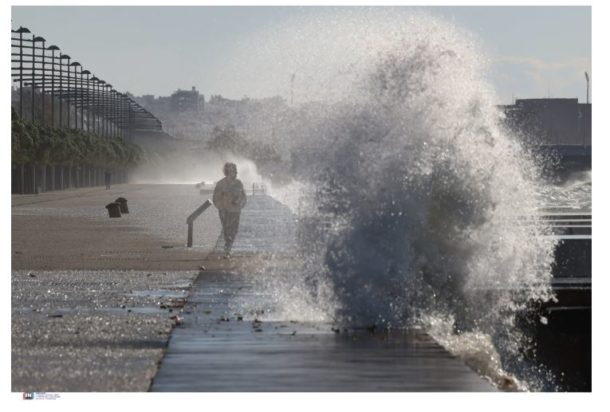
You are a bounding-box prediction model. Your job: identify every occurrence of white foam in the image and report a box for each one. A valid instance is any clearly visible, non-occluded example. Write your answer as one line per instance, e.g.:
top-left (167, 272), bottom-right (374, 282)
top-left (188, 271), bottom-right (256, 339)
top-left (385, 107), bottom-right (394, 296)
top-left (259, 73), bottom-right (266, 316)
top-left (226, 10), bottom-right (559, 389)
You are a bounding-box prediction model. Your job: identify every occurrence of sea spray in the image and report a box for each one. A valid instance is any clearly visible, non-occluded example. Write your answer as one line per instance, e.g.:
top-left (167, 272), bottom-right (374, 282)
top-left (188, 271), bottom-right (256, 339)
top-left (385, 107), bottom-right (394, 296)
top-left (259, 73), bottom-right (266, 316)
top-left (130, 147), bottom-right (265, 186)
top-left (228, 10), bottom-right (558, 389)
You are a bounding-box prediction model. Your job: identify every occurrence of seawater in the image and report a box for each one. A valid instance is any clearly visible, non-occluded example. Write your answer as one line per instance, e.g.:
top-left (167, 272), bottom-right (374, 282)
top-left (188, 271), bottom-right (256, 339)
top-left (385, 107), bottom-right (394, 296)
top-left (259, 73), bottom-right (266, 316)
top-left (225, 10), bottom-right (584, 391)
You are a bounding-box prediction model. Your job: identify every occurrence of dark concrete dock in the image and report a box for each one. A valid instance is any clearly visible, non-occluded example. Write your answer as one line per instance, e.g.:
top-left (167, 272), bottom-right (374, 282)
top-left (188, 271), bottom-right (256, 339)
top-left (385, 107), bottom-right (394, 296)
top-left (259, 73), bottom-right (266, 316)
top-left (517, 208), bottom-right (592, 391)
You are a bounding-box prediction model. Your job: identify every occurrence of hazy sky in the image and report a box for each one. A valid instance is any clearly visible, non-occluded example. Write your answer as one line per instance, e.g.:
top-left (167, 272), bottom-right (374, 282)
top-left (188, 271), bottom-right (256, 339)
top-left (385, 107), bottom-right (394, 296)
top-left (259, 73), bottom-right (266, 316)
top-left (11, 6), bottom-right (591, 104)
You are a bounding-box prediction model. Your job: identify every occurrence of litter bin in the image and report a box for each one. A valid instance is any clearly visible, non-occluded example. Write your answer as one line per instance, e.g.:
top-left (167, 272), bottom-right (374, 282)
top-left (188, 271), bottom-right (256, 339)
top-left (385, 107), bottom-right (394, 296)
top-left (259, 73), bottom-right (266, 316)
top-left (115, 197), bottom-right (129, 214)
top-left (106, 202), bottom-right (122, 218)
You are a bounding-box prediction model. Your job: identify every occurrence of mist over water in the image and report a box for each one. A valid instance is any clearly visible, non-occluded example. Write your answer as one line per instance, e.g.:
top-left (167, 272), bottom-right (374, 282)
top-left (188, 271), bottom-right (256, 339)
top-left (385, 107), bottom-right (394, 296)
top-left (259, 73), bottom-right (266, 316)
top-left (204, 10), bottom-right (562, 390)
top-left (130, 149), bottom-right (265, 186)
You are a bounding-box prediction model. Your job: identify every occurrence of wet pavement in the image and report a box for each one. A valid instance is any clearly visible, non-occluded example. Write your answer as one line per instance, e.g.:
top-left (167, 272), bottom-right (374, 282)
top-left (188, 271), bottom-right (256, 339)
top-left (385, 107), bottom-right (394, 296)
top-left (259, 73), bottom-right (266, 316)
top-left (11, 269), bottom-right (197, 392)
top-left (153, 194), bottom-right (496, 391)
top-left (151, 271), bottom-right (497, 392)
top-left (11, 184), bottom-right (497, 392)
top-left (211, 193), bottom-right (298, 255)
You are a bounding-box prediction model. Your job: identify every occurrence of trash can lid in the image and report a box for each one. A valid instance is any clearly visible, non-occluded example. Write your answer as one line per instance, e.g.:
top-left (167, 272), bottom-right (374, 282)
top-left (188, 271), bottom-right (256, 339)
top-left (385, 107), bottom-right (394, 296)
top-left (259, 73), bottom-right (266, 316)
top-left (106, 202), bottom-right (120, 209)
top-left (115, 197), bottom-right (127, 203)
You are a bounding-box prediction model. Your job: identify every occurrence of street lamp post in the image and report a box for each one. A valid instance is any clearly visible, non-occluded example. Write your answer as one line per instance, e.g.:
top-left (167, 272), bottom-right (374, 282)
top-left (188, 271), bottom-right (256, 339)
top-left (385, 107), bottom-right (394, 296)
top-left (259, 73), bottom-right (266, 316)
top-left (48, 46), bottom-right (59, 128)
top-left (66, 57), bottom-right (70, 128)
top-left (69, 61), bottom-right (81, 187)
top-left (116, 92), bottom-right (120, 137)
top-left (15, 27), bottom-right (30, 118)
top-left (123, 94), bottom-right (128, 138)
top-left (33, 36), bottom-right (46, 125)
top-left (59, 54), bottom-right (70, 128)
top-left (98, 80), bottom-right (106, 136)
top-left (91, 77), bottom-right (100, 135)
top-left (121, 94), bottom-right (128, 138)
top-left (79, 67), bottom-right (86, 130)
top-left (116, 94), bottom-right (120, 137)
top-left (30, 34), bottom-right (36, 122)
top-left (31, 36), bottom-right (46, 191)
top-left (112, 90), bottom-right (117, 137)
top-left (126, 96), bottom-right (132, 139)
top-left (70, 61), bottom-right (81, 129)
top-left (117, 91), bottom-right (122, 137)
top-left (128, 98), bottom-right (135, 139)
top-left (109, 89), bottom-right (115, 137)
top-left (82, 70), bottom-right (91, 132)
top-left (99, 80), bottom-right (106, 136)
top-left (104, 83), bottom-right (112, 137)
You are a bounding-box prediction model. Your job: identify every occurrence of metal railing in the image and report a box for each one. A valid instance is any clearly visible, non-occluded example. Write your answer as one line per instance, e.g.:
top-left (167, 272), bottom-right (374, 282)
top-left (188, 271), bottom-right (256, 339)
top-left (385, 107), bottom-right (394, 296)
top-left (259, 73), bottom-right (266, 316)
top-left (186, 200), bottom-right (212, 247)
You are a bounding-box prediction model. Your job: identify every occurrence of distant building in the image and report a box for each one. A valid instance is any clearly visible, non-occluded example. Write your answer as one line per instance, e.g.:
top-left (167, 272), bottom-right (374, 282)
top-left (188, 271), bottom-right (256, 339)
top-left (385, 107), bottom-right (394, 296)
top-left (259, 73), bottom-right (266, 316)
top-left (140, 94), bottom-right (156, 108)
top-left (170, 86), bottom-right (204, 113)
top-left (208, 94), bottom-right (249, 109)
top-left (501, 98), bottom-right (591, 146)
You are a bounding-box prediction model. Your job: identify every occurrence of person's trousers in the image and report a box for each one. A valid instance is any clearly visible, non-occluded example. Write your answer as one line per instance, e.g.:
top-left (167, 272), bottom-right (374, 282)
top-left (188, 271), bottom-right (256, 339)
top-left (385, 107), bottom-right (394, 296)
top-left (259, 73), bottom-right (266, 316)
top-left (219, 210), bottom-right (241, 252)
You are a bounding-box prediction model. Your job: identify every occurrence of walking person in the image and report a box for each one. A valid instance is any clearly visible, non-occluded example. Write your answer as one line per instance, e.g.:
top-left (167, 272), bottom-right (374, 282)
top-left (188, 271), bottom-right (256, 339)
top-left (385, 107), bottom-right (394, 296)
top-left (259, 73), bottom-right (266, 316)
top-left (104, 169), bottom-right (112, 190)
top-left (213, 162), bottom-right (247, 258)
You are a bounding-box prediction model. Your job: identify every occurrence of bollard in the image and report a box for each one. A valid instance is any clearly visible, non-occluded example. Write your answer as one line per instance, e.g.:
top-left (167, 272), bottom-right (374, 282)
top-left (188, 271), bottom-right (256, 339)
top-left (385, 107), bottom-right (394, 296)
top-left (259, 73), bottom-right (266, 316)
top-left (115, 197), bottom-right (129, 214)
top-left (106, 202), bottom-right (122, 218)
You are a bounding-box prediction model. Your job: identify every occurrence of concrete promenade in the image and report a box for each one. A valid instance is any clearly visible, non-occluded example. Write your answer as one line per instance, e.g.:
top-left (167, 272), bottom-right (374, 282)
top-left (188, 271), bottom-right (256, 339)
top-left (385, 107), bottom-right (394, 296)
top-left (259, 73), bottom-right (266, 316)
top-left (153, 192), bottom-right (496, 391)
top-left (12, 184), bottom-right (220, 391)
top-left (12, 183), bottom-right (496, 392)
top-left (151, 272), bottom-right (496, 392)
top-left (12, 184), bottom-right (222, 271)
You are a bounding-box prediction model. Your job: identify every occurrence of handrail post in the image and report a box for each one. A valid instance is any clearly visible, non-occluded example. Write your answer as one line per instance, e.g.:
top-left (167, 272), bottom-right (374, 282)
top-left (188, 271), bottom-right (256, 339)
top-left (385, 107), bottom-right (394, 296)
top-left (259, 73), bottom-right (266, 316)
top-left (187, 222), bottom-right (194, 248)
top-left (186, 199), bottom-right (212, 248)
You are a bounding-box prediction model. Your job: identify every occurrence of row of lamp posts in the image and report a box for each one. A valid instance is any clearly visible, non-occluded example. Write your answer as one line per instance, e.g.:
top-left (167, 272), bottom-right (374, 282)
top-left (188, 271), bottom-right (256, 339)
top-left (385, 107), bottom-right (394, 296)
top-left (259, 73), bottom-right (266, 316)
top-left (11, 26), bottom-right (134, 138)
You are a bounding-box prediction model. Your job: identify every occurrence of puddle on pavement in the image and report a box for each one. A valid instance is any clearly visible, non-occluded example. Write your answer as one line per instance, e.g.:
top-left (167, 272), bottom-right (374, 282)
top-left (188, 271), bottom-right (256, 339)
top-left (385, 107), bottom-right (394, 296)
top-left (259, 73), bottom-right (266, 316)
top-left (13, 306), bottom-right (173, 316)
top-left (127, 289), bottom-right (189, 299)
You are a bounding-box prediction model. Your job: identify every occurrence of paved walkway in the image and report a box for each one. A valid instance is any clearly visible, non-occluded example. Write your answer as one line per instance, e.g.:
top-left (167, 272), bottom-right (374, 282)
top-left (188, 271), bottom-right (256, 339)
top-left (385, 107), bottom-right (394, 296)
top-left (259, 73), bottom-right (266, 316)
top-left (211, 193), bottom-right (297, 255)
top-left (11, 185), bottom-right (496, 391)
top-left (151, 272), bottom-right (495, 392)
top-left (12, 184), bottom-right (221, 271)
top-left (152, 194), bottom-right (496, 392)
top-left (11, 184), bottom-right (222, 391)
